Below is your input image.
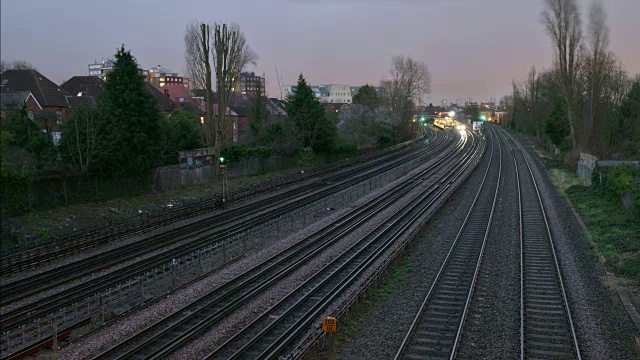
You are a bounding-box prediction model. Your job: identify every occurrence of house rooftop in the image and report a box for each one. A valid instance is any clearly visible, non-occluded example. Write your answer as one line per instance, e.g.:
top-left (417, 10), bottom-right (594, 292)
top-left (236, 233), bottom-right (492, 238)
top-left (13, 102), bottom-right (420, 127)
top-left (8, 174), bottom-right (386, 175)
top-left (61, 76), bottom-right (105, 99)
top-left (0, 91), bottom-right (35, 110)
top-left (0, 69), bottom-right (70, 107)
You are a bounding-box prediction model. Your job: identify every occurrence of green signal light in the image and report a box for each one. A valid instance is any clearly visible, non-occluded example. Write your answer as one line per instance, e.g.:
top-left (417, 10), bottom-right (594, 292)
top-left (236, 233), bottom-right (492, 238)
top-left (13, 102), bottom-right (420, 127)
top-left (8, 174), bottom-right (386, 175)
top-left (219, 157), bottom-right (225, 163)
top-left (480, 115), bottom-right (486, 121)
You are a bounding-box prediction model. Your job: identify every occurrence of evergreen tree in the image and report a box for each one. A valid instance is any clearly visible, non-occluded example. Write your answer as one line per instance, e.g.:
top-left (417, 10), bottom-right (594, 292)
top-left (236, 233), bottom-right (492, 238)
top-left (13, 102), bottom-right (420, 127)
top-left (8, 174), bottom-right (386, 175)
top-left (352, 84), bottom-right (381, 108)
top-left (286, 74), bottom-right (336, 152)
top-left (545, 100), bottom-right (571, 150)
top-left (97, 45), bottom-right (164, 176)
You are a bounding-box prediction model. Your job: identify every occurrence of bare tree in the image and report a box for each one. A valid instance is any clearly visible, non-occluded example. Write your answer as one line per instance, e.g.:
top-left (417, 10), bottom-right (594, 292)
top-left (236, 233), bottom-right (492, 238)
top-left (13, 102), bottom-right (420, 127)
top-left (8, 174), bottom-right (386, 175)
top-left (380, 55), bottom-right (431, 139)
top-left (185, 21), bottom-right (257, 159)
top-left (525, 66), bottom-right (542, 136)
top-left (541, 0), bottom-right (582, 148)
top-left (212, 23), bottom-right (257, 158)
top-left (63, 106), bottom-right (102, 173)
top-left (583, 0), bottom-right (611, 148)
top-left (185, 21), bottom-right (215, 147)
top-left (1, 60), bottom-right (36, 73)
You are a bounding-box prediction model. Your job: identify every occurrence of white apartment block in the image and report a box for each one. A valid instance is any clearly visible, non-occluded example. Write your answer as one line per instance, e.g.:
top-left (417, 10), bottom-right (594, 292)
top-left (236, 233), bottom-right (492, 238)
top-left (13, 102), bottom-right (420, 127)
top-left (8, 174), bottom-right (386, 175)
top-left (285, 84), bottom-right (361, 104)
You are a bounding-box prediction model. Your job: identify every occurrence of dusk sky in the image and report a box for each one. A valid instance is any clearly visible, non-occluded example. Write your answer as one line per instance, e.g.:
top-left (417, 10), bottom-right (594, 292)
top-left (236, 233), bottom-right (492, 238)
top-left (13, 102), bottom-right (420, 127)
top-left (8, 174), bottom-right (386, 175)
top-left (2, 0), bottom-right (639, 103)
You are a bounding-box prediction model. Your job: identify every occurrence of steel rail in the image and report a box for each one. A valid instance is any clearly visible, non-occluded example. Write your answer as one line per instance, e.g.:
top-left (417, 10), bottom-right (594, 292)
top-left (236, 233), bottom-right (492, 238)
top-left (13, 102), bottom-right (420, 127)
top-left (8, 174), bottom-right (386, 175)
top-left (0, 132), bottom-right (452, 333)
top-left (0, 130), bottom-right (458, 358)
top-left (201, 131), bottom-right (482, 360)
top-left (495, 126), bottom-right (581, 360)
top-left (0, 133), bottom-right (432, 266)
top-left (394, 126), bottom-right (502, 360)
top-left (94, 129), bottom-right (476, 360)
top-left (1, 131), bottom-right (443, 302)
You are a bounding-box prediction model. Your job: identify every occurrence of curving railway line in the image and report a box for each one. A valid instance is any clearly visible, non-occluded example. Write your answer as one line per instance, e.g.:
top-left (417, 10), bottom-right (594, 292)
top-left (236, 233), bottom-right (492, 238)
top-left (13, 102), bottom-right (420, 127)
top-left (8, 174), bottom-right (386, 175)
top-left (394, 125), bottom-right (502, 359)
top-left (92, 128), bottom-right (482, 360)
top-left (394, 125), bottom-right (580, 360)
top-left (1, 128), bottom-right (462, 359)
top-left (200, 130), bottom-right (482, 360)
top-left (0, 129), bottom-right (449, 325)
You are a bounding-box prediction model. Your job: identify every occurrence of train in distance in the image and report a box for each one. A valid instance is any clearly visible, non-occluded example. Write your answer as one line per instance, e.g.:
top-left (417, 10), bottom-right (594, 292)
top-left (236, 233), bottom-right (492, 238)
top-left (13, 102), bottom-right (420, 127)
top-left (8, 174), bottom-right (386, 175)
top-left (433, 116), bottom-right (466, 130)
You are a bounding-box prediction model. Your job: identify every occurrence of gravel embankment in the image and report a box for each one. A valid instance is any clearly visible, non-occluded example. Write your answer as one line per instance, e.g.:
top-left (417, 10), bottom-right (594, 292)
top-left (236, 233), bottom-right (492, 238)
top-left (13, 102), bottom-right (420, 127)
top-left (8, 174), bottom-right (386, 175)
top-left (335, 131), bottom-right (495, 359)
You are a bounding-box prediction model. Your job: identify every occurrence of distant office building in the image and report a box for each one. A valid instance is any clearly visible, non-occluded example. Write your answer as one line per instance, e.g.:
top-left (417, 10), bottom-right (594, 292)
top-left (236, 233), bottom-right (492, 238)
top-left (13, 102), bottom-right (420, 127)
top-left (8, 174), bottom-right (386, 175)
top-left (235, 72), bottom-right (265, 96)
top-left (149, 65), bottom-right (188, 89)
top-left (88, 58), bottom-right (150, 81)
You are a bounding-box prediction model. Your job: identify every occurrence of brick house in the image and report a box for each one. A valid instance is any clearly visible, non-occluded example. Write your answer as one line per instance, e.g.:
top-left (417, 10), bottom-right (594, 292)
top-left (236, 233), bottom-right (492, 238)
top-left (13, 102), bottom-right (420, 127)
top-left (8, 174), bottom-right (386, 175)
top-left (0, 91), bottom-right (42, 119)
top-left (212, 104), bottom-right (239, 143)
top-left (1, 69), bottom-right (72, 144)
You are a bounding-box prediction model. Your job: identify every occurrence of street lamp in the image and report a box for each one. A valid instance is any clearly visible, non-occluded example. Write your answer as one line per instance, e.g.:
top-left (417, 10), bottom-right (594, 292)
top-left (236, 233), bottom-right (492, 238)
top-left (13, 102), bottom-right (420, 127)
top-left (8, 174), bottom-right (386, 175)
top-left (449, 111), bottom-right (455, 117)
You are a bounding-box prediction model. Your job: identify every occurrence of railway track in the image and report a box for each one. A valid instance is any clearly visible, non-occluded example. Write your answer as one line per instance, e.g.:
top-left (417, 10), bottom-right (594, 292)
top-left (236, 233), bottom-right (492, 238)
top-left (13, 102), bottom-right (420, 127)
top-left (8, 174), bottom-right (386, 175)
top-left (0, 131), bottom-right (450, 325)
top-left (0, 134), bottom-right (428, 275)
top-left (497, 127), bottom-right (581, 359)
top-left (91, 130), bottom-right (481, 360)
top-left (394, 126), bottom-right (502, 359)
top-left (1, 131), bottom-right (458, 358)
top-left (198, 130), bottom-right (482, 360)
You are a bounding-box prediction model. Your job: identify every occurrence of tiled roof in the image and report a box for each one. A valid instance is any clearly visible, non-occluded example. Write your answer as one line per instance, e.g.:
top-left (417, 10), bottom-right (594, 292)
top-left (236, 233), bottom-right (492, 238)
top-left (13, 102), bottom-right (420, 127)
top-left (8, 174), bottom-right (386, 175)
top-left (66, 95), bottom-right (97, 109)
top-left (228, 93), bottom-right (287, 117)
top-left (61, 76), bottom-right (105, 99)
top-left (0, 91), bottom-right (35, 110)
top-left (0, 69), bottom-right (70, 107)
top-left (212, 104), bottom-right (237, 117)
top-left (159, 84), bottom-right (190, 103)
top-left (146, 83), bottom-right (176, 112)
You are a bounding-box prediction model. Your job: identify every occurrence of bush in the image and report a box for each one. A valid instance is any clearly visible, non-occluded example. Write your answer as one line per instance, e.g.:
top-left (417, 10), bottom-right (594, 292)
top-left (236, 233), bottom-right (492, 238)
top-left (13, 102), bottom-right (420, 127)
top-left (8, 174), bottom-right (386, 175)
top-left (606, 165), bottom-right (640, 216)
top-left (606, 165), bottom-right (637, 199)
top-left (220, 144), bottom-right (272, 163)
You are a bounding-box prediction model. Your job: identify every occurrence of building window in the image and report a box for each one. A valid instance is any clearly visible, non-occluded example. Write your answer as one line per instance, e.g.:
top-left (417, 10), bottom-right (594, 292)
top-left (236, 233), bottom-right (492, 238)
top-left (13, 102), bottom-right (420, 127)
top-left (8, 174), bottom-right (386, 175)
top-left (27, 111), bottom-right (34, 120)
top-left (56, 111), bottom-right (63, 124)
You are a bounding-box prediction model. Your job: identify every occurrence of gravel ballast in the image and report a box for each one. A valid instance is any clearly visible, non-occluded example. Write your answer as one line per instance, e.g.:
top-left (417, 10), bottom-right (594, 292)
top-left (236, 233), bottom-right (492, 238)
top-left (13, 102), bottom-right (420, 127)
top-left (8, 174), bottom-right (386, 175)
top-left (515, 130), bottom-right (639, 359)
top-left (456, 128), bottom-right (520, 358)
top-left (55, 136), bottom-right (465, 359)
top-left (335, 130), bottom-right (495, 359)
top-left (336, 127), bottom-right (639, 359)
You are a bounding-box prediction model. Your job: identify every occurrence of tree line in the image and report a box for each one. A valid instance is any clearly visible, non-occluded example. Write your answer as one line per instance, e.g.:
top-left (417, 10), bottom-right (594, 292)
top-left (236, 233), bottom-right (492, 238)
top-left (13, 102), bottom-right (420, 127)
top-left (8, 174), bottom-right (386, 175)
top-left (503, 0), bottom-right (640, 161)
top-left (1, 46), bottom-right (204, 185)
top-left (2, 18), bottom-right (433, 215)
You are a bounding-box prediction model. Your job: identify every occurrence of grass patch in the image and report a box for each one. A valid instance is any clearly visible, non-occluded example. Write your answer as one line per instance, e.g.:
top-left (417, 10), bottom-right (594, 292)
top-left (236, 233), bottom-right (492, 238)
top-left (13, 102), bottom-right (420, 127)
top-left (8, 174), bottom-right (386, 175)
top-left (525, 136), bottom-right (639, 283)
top-left (566, 185), bottom-right (640, 282)
top-left (335, 259), bottom-right (414, 344)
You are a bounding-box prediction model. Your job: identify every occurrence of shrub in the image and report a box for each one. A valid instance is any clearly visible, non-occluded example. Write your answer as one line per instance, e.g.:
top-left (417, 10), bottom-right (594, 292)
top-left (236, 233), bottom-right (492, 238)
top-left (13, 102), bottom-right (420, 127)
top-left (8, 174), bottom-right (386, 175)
top-left (606, 165), bottom-right (637, 199)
